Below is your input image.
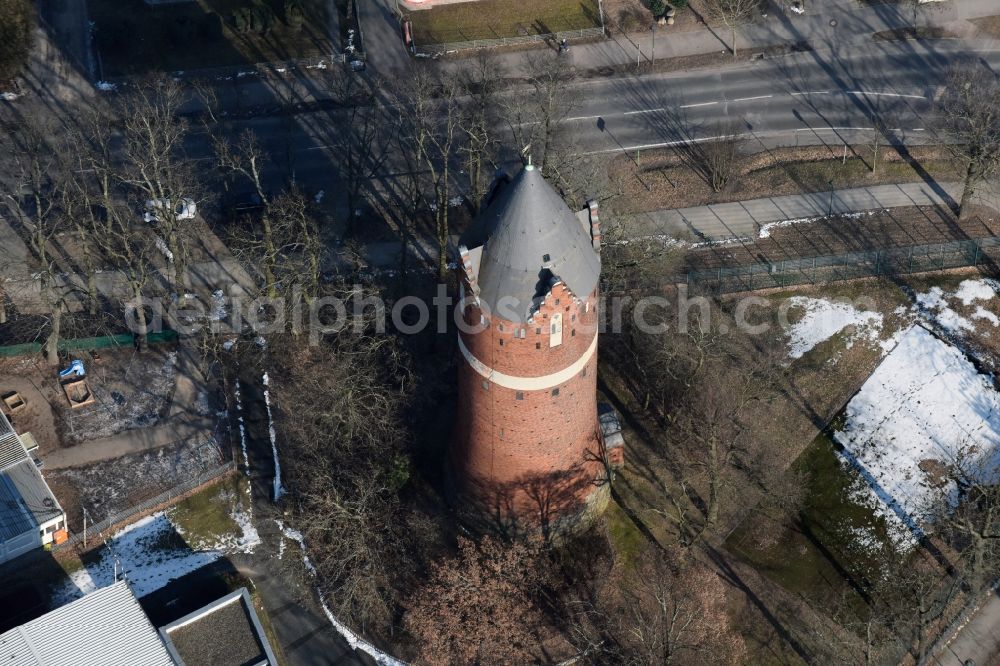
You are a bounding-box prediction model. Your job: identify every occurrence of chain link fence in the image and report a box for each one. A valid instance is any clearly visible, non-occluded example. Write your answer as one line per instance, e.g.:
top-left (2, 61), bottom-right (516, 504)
top-left (55, 461), bottom-right (236, 551)
top-left (677, 237), bottom-right (1000, 295)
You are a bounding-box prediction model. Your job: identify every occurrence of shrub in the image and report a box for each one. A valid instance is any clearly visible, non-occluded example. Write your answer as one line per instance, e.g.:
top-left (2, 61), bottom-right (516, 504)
top-left (284, 0), bottom-right (303, 30)
top-left (650, 0), bottom-right (667, 16)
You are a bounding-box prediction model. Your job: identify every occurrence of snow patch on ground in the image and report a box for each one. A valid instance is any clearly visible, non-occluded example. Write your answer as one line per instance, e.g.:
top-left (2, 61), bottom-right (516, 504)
top-left (784, 297), bottom-right (883, 359)
top-left (915, 279), bottom-right (1000, 334)
top-left (262, 372), bottom-right (285, 500)
top-left (51, 514), bottom-right (224, 604)
top-left (95, 81), bottom-right (117, 91)
top-left (759, 209), bottom-right (888, 239)
top-left (833, 325), bottom-right (1000, 545)
top-left (1, 91), bottom-right (22, 101)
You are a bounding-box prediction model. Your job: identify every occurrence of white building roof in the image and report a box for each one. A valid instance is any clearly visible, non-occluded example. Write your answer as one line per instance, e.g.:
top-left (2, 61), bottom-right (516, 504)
top-left (0, 581), bottom-right (176, 666)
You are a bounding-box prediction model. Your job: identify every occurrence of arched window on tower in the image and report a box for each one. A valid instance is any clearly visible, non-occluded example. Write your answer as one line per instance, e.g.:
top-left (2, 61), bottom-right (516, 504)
top-left (550, 313), bottom-right (563, 347)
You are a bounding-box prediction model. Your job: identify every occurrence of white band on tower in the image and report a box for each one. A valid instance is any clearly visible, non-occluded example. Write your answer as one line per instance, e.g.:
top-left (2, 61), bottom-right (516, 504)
top-left (457, 333), bottom-right (597, 391)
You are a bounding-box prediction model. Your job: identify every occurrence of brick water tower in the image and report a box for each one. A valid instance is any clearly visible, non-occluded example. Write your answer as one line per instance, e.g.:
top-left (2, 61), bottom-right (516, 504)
top-left (452, 164), bottom-right (620, 535)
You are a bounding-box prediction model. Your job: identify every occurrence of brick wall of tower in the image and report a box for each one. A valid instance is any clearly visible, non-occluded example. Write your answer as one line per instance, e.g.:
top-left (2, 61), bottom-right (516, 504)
top-left (452, 283), bottom-right (603, 525)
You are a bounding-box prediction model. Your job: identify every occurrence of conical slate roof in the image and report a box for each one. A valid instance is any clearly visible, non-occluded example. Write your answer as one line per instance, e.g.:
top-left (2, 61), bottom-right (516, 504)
top-left (460, 165), bottom-right (600, 323)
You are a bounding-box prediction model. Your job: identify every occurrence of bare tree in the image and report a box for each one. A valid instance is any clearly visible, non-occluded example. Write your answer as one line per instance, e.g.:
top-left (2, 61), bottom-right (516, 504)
top-left (621, 553), bottom-right (745, 665)
top-left (703, 0), bottom-right (759, 58)
top-left (1, 115), bottom-right (71, 365)
top-left (459, 52), bottom-right (507, 212)
top-left (90, 199), bottom-right (157, 350)
top-left (404, 536), bottom-right (554, 665)
top-left (117, 77), bottom-right (198, 292)
top-left (397, 66), bottom-right (462, 282)
top-left (322, 72), bottom-right (394, 237)
top-left (269, 322), bottom-right (412, 631)
top-left (934, 63), bottom-right (1000, 218)
top-left (502, 53), bottom-right (578, 176)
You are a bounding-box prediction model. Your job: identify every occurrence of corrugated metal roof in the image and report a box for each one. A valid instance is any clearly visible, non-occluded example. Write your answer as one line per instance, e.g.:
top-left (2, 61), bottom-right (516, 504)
top-left (0, 410), bottom-right (61, 541)
top-left (0, 462), bottom-right (63, 540)
top-left (0, 412), bottom-right (28, 472)
top-left (0, 581), bottom-right (176, 666)
top-left (460, 166), bottom-right (601, 323)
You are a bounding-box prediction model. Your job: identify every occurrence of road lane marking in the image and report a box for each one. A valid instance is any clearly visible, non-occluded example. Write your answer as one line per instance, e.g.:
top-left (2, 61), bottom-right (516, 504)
top-left (790, 91), bottom-right (830, 95)
top-left (732, 95), bottom-right (773, 102)
top-left (679, 101), bottom-right (718, 108)
top-left (846, 91), bottom-right (926, 99)
top-left (623, 107), bottom-right (666, 115)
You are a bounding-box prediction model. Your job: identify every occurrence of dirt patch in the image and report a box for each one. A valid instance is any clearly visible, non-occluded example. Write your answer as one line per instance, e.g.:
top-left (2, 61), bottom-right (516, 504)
top-left (0, 373), bottom-right (58, 454)
top-left (52, 346), bottom-right (180, 446)
top-left (46, 432), bottom-right (226, 532)
top-left (608, 144), bottom-right (964, 215)
top-left (873, 26), bottom-right (956, 40)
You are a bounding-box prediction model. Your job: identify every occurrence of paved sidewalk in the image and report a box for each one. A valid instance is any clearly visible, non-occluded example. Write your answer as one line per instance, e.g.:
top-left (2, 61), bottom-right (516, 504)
top-left (631, 181), bottom-right (967, 241)
top-left (374, 0), bottom-right (1000, 79)
top-left (931, 588), bottom-right (1000, 666)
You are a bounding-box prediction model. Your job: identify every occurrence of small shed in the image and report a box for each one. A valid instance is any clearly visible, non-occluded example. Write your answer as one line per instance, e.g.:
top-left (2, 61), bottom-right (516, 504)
top-left (598, 402), bottom-right (625, 469)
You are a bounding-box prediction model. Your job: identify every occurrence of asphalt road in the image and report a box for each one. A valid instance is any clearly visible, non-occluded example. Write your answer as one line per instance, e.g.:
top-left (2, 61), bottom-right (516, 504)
top-left (191, 41), bottom-right (1000, 196)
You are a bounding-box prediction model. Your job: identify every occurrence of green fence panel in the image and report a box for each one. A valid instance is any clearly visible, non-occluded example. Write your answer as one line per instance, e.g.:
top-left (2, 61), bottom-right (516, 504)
top-left (0, 329), bottom-right (178, 358)
top-left (58, 334), bottom-right (134, 351)
top-left (0, 342), bottom-right (42, 357)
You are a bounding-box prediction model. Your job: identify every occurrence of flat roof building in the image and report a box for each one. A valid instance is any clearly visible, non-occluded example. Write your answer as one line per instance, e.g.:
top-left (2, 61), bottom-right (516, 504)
top-left (0, 412), bottom-right (65, 564)
top-left (159, 588), bottom-right (279, 666)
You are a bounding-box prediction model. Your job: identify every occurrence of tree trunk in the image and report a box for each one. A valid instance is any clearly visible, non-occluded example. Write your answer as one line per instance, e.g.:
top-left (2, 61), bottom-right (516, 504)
top-left (45, 305), bottom-right (61, 367)
top-left (134, 285), bottom-right (149, 352)
top-left (958, 160), bottom-right (978, 219)
top-left (707, 437), bottom-right (720, 526)
top-left (731, 26), bottom-right (737, 58)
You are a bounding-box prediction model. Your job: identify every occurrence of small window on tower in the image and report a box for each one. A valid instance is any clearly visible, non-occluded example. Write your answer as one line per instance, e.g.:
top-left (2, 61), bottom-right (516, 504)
top-left (572, 314), bottom-right (576, 322)
top-left (516, 392), bottom-right (524, 400)
top-left (536, 327), bottom-right (542, 335)
top-left (582, 367), bottom-right (587, 377)
top-left (498, 323), bottom-right (504, 332)
top-left (555, 298), bottom-right (560, 305)
top-left (571, 329), bottom-right (576, 337)
top-left (499, 339), bottom-right (504, 346)
top-left (535, 343), bottom-right (541, 349)
top-left (482, 380), bottom-right (489, 390)
top-left (543, 253), bottom-right (551, 262)
top-left (552, 388), bottom-right (560, 397)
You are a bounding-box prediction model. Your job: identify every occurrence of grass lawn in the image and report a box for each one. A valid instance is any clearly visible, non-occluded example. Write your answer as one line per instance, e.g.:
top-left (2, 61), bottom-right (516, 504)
top-left (88, 0), bottom-right (332, 76)
top-left (726, 431), bottom-right (899, 620)
top-left (404, 0), bottom-right (602, 45)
